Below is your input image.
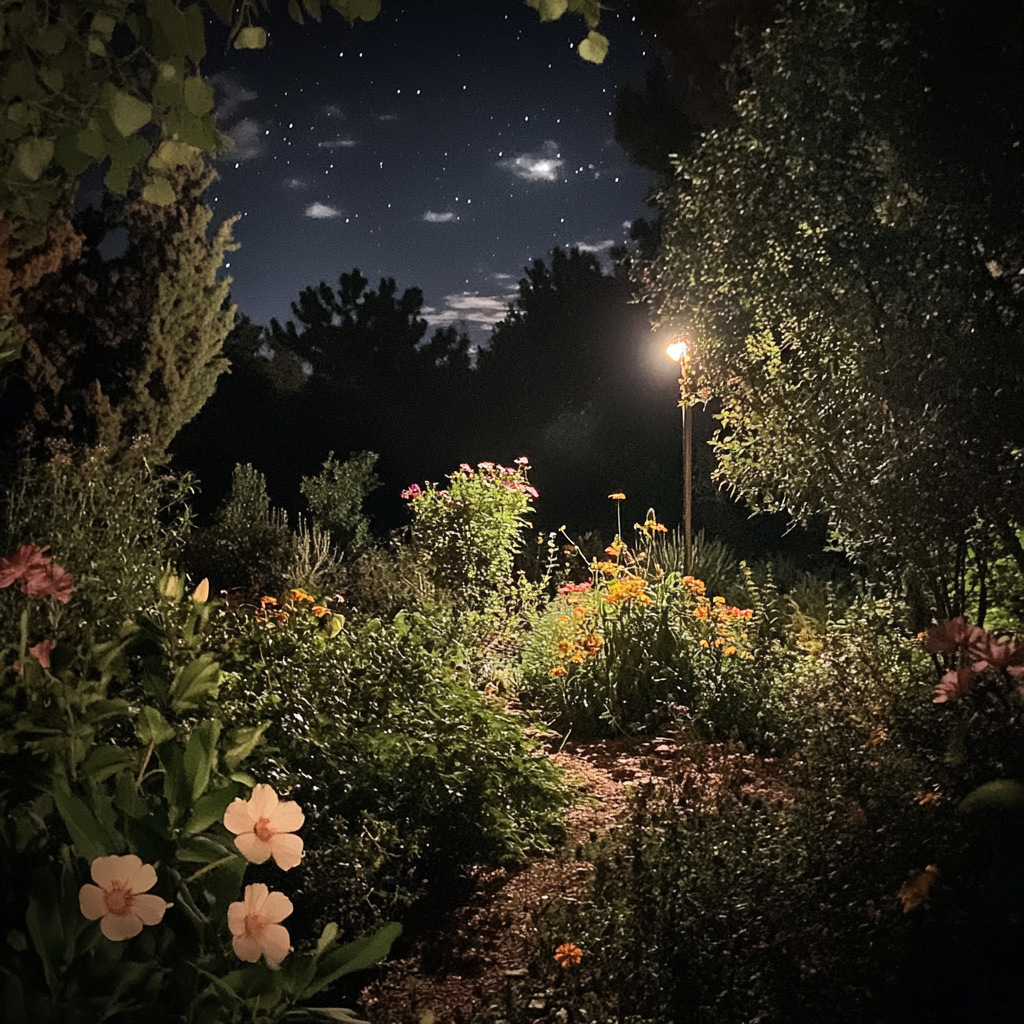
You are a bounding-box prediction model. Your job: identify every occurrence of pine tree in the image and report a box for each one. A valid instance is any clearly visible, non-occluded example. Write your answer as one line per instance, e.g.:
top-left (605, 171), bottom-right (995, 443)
top-left (13, 155), bottom-right (238, 458)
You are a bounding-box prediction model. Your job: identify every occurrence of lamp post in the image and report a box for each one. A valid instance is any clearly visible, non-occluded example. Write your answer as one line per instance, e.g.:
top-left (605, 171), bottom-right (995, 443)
top-left (666, 339), bottom-right (692, 575)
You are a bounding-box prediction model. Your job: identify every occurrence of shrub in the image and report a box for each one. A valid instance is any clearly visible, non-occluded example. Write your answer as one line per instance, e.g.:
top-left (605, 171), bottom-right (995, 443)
top-left (300, 450), bottom-right (380, 558)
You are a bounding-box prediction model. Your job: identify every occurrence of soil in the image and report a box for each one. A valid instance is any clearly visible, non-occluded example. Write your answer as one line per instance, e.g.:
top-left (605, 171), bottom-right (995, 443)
top-left (358, 735), bottom-right (795, 1024)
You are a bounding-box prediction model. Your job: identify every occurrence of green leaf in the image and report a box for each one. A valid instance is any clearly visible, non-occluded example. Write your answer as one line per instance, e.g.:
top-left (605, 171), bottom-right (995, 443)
top-left (303, 0), bottom-right (323, 21)
top-left (183, 719), bottom-right (222, 803)
top-left (141, 176), bottom-right (176, 205)
top-left (106, 88), bottom-right (152, 137)
top-left (233, 26), bottom-right (267, 49)
top-left (2, 60), bottom-right (41, 102)
top-left (82, 699), bottom-right (129, 725)
top-left (223, 722), bottom-right (270, 771)
top-left (25, 868), bottom-right (63, 995)
top-left (52, 777), bottom-right (122, 862)
top-left (182, 3), bottom-right (207, 62)
top-left (185, 782), bottom-right (244, 835)
top-left (958, 779), bottom-right (1024, 816)
top-left (81, 745), bottom-right (133, 783)
top-left (207, 0), bottom-right (235, 25)
top-left (577, 30), bottom-right (609, 64)
top-left (161, 742), bottom-right (191, 822)
top-left (53, 130), bottom-right (92, 174)
top-left (135, 706), bottom-right (175, 746)
top-left (289, 0), bottom-right (305, 25)
top-left (170, 654), bottom-right (221, 710)
top-left (316, 921), bottom-right (339, 956)
top-left (183, 76), bottom-right (214, 116)
top-left (528, 0), bottom-right (568, 23)
top-left (114, 770), bottom-right (148, 819)
top-left (195, 853), bottom-right (246, 916)
top-left (177, 834), bottom-right (232, 863)
top-left (305, 923), bottom-right (402, 997)
top-left (13, 137), bottom-right (54, 181)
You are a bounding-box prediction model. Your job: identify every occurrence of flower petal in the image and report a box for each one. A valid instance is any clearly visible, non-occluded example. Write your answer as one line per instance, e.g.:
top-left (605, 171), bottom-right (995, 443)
top-left (234, 832), bottom-right (274, 865)
top-left (248, 783), bottom-right (279, 821)
top-left (269, 832), bottom-right (304, 871)
top-left (227, 900), bottom-right (247, 937)
top-left (243, 882), bottom-right (270, 914)
top-left (223, 798), bottom-right (255, 835)
top-left (131, 893), bottom-right (169, 926)
top-left (79, 883), bottom-right (107, 920)
top-left (268, 799), bottom-right (304, 833)
top-left (100, 911), bottom-right (143, 941)
top-left (232, 933), bottom-right (262, 963)
top-left (259, 890), bottom-right (294, 925)
top-left (91, 854), bottom-right (141, 890)
top-left (260, 923), bottom-right (292, 968)
top-left (122, 859), bottom-right (158, 895)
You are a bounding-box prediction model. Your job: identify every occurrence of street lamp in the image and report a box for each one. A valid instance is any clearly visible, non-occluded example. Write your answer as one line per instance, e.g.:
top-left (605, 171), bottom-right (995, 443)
top-left (666, 339), bottom-right (692, 575)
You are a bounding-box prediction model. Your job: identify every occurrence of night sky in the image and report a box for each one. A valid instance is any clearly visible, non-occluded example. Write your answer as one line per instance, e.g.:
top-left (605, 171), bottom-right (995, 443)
top-left (201, 2), bottom-right (657, 341)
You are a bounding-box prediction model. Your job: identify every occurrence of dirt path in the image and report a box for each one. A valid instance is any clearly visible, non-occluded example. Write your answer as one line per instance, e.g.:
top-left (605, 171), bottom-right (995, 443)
top-left (358, 736), bottom-right (686, 1024)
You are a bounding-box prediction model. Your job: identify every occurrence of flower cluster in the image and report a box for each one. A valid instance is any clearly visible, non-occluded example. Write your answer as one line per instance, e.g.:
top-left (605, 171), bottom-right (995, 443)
top-left (0, 543), bottom-right (75, 603)
top-left (925, 616), bottom-right (1024, 702)
top-left (554, 941), bottom-right (583, 967)
top-left (257, 589), bottom-right (342, 629)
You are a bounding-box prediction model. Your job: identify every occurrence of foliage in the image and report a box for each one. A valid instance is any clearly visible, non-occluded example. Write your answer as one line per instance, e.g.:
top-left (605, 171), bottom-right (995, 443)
top-left (183, 463), bottom-right (296, 593)
top-left (12, 154), bottom-right (236, 457)
top-left (300, 451), bottom-right (380, 558)
top-left (0, 0), bottom-right (607, 247)
top-left (644, 0), bottom-right (1024, 620)
top-left (0, 547), bottom-right (398, 1023)
top-left (0, 450), bottom-right (193, 639)
top-left (210, 596), bottom-right (569, 938)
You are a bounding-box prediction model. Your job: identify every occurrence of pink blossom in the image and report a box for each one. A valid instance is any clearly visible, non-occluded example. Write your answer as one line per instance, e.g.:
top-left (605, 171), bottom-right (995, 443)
top-left (401, 483), bottom-right (422, 500)
top-left (933, 667), bottom-right (976, 703)
top-left (924, 617), bottom-right (986, 655)
top-left (78, 855), bottom-right (171, 941)
top-left (227, 883), bottom-right (293, 968)
top-left (29, 639), bottom-right (55, 669)
top-left (223, 783), bottom-right (304, 870)
top-left (518, 484), bottom-right (539, 499)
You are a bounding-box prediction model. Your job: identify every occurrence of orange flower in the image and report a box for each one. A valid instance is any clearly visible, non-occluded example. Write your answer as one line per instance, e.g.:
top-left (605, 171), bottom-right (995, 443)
top-left (228, 883), bottom-right (293, 968)
top-left (722, 645), bottom-right (737, 656)
top-left (681, 575), bottom-right (706, 595)
top-left (915, 791), bottom-right (941, 806)
top-left (550, 666), bottom-right (567, 676)
top-left (608, 493), bottom-right (626, 501)
top-left (899, 865), bottom-right (939, 913)
top-left (259, 595), bottom-right (278, 607)
top-left (78, 855), bottom-right (171, 941)
top-left (554, 942), bottom-right (583, 968)
top-left (694, 604), bottom-right (709, 619)
top-left (290, 588), bottom-right (314, 603)
top-left (311, 605), bottom-right (330, 617)
top-left (223, 784), bottom-right (304, 870)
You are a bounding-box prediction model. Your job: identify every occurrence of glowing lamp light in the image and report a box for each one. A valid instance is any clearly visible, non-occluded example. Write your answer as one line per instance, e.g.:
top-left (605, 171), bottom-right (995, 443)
top-left (666, 340), bottom-right (688, 362)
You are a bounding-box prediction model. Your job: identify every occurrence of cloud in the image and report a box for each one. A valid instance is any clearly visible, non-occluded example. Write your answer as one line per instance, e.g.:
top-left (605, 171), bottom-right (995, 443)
top-left (319, 138), bottom-right (357, 149)
top-left (377, 113), bottom-right (398, 121)
top-left (305, 202), bottom-right (343, 219)
top-left (321, 104), bottom-right (344, 118)
top-left (423, 292), bottom-right (513, 329)
top-left (497, 140), bottom-right (563, 182)
top-left (283, 178), bottom-right (307, 189)
top-left (221, 117), bottom-right (264, 161)
top-left (576, 239), bottom-right (615, 254)
top-left (210, 73), bottom-right (257, 123)
top-left (423, 210), bottom-right (456, 223)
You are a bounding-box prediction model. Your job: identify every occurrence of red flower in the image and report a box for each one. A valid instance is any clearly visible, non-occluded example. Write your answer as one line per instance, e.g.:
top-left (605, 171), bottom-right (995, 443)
top-left (933, 667), bottom-right (975, 703)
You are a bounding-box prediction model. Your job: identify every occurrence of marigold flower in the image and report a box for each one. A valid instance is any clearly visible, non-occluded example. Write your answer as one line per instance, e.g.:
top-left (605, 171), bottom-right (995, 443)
top-left (259, 595), bottom-right (277, 607)
top-left (550, 666), bottom-right (567, 676)
top-left (228, 883), bottom-right (293, 968)
top-left (290, 588), bottom-right (314, 603)
top-left (554, 942), bottom-right (583, 967)
top-left (898, 865), bottom-right (939, 913)
top-left (722, 645), bottom-right (737, 656)
top-left (311, 605), bottom-right (330, 617)
top-left (224, 783), bottom-right (304, 870)
top-left (78, 855), bottom-right (171, 941)
top-left (694, 605), bottom-right (709, 619)
top-left (681, 575), bottom-right (706, 595)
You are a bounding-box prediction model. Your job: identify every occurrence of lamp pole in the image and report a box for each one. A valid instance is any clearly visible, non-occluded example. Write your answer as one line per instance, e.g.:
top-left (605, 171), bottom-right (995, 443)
top-left (666, 340), bottom-right (692, 575)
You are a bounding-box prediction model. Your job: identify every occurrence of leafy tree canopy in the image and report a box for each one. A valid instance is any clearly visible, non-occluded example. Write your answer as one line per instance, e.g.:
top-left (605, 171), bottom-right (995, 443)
top-left (1, 0), bottom-right (609, 245)
top-left (645, 0), bottom-right (1024, 617)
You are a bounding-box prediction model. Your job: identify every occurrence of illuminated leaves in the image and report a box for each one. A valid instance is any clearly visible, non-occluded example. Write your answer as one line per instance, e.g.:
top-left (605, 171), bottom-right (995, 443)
top-left (578, 30), bottom-right (609, 64)
top-left (107, 89), bottom-right (153, 138)
top-left (233, 26), bottom-right (267, 50)
top-left (14, 138), bottom-right (54, 181)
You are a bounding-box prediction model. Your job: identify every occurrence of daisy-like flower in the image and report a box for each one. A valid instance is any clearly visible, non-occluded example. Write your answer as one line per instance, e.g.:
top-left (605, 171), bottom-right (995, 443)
top-left (78, 855), bottom-right (171, 941)
top-left (554, 942), bottom-right (583, 967)
top-left (223, 784), bottom-right (304, 870)
top-left (227, 883), bottom-right (293, 968)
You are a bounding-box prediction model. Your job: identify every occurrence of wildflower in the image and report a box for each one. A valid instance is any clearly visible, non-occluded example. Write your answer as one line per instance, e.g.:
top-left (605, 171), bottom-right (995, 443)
top-left (27, 639), bottom-right (56, 669)
top-left (605, 538), bottom-right (625, 557)
top-left (608, 492), bottom-right (625, 501)
top-left (591, 560), bottom-right (619, 575)
top-left (224, 783), bottom-right (304, 870)
top-left (514, 456), bottom-right (530, 466)
top-left (557, 580), bottom-right (593, 595)
top-left (459, 462), bottom-right (474, 474)
top-left (518, 483), bottom-right (540, 498)
top-left (311, 605), bottom-right (330, 617)
top-left (933, 667), bottom-right (975, 703)
top-left (401, 483), bottom-right (422, 499)
top-left (477, 461), bottom-right (494, 470)
top-left (554, 942), bottom-right (583, 968)
top-left (78, 855), bottom-right (171, 941)
top-left (275, 612), bottom-right (289, 623)
top-left (550, 666), bottom-right (567, 676)
top-left (259, 595), bottom-right (278, 608)
top-left (290, 588), bottom-right (314, 603)
top-left (192, 578), bottom-right (210, 603)
top-left (898, 865), bottom-right (939, 913)
top-left (228, 883), bottom-right (293, 968)
top-left (605, 577), bottom-right (650, 604)
top-left (557, 615), bottom-right (570, 625)
top-left (681, 576), bottom-right (706, 595)
top-left (694, 604), bottom-right (709, 619)
top-left (722, 645), bottom-right (737, 656)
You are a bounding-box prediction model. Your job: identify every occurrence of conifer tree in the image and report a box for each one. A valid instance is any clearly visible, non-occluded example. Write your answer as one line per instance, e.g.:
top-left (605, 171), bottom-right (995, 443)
top-left (13, 154), bottom-right (238, 458)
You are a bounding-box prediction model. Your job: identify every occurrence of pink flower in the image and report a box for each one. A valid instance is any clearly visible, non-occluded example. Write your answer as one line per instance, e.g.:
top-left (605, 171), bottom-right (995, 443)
top-left (78, 855), bottom-right (171, 941)
top-left (518, 484), bottom-right (539, 499)
top-left (227, 883), bottom-right (293, 968)
top-left (0, 544), bottom-right (74, 602)
top-left (933, 667), bottom-right (976, 703)
top-left (924, 617), bottom-right (986, 655)
top-left (223, 783), bottom-right (304, 870)
top-left (970, 634), bottom-right (1024, 672)
top-left (514, 456), bottom-right (529, 466)
top-left (28, 639), bottom-right (55, 669)
top-left (401, 483), bottom-right (422, 500)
